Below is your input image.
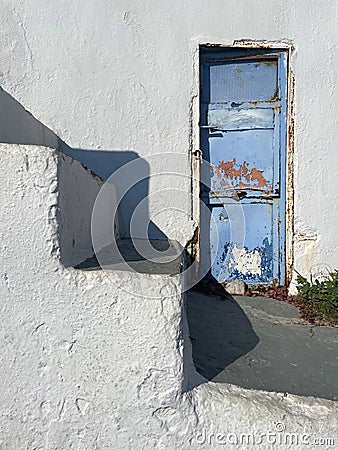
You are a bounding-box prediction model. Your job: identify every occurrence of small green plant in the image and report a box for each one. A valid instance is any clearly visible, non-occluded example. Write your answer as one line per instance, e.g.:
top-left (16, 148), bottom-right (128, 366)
top-left (296, 270), bottom-right (338, 325)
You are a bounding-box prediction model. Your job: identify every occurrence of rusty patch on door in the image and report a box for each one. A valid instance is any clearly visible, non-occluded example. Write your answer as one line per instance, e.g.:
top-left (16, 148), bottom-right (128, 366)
top-left (211, 159), bottom-right (271, 192)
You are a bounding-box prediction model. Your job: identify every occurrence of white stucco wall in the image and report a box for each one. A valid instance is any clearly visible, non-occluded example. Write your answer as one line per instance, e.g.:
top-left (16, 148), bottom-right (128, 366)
top-left (0, 143), bottom-right (337, 449)
top-left (0, 144), bottom-right (188, 449)
top-left (57, 152), bottom-right (119, 267)
top-left (1, 0), bottom-right (337, 280)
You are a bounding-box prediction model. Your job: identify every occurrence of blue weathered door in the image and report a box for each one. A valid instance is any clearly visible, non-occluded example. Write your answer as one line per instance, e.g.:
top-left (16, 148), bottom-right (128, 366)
top-left (200, 49), bottom-right (287, 284)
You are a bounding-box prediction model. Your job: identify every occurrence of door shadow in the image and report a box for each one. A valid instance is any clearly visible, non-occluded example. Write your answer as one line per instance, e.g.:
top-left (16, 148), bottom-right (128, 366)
top-left (185, 284), bottom-right (259, 380)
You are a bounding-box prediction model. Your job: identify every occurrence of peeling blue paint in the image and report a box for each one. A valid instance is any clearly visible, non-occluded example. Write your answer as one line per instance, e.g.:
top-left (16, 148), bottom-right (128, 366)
top-left (212, 238), bottom-right (273, 283)
top-left (201, 48), bottom-right (287, 284)
top-left (260, 237), bottom-right (273, 281)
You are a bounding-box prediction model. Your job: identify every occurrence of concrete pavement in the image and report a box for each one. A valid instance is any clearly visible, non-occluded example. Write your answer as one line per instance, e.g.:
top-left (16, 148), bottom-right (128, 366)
top-left (186, 289), bottom-right (338, 401)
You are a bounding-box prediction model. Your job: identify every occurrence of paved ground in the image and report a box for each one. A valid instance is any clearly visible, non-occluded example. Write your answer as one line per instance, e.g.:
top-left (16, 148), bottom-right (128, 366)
top-left (186, 289), bottom-right (338, 401)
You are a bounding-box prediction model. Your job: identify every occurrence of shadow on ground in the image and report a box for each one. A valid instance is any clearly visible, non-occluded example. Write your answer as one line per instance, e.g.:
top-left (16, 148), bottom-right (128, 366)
top-left (185, 286), bottom-right (259, 380)
top-left (186, 287), bottom-right (338, 401)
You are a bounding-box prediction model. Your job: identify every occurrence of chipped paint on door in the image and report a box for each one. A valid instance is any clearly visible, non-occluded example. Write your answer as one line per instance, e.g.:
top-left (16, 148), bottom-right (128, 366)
top-left (200, 48), bottom-right (287, 284)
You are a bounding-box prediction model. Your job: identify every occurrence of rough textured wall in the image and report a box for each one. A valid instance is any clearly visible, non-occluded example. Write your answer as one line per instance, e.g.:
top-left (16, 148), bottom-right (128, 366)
top-left (0, 144), bottom-right (187, 449)
top-left (1, 0), bottom-right (337, 278)
top-left (57, 152), bottom-right (119, 267)
top-left (1, 144), bottom-right (338, 449)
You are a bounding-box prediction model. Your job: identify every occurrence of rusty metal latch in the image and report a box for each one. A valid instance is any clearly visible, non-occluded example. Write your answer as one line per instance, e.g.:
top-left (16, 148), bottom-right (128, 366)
top-left (192, 149), bottom-right (202, 159)
top-left (237, 191), bottom-right (247, 199)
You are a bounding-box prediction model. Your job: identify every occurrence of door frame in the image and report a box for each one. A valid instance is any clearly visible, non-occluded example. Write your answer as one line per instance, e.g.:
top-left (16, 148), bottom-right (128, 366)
top-left (190, 40), bottom-right (295, 286)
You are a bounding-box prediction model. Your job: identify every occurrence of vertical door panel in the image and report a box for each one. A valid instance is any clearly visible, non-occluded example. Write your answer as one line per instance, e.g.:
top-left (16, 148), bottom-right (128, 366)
top-left (208, 128), bottom-right (275, 196)
top-left (210, 202), bottom-right (277, 283)
top-left (200, 50), bottom-right (287, 284)
top-left (207, 60), bottom-right (278, 103)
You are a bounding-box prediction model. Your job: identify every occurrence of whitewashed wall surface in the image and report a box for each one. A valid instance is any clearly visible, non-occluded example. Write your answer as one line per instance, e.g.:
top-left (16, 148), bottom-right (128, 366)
top-left (1, 0), bottom-right (338, 279)
top-left (1, 143), bottom-right (338, 449)
top-left (1, 0), bottom-right (338, 448)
